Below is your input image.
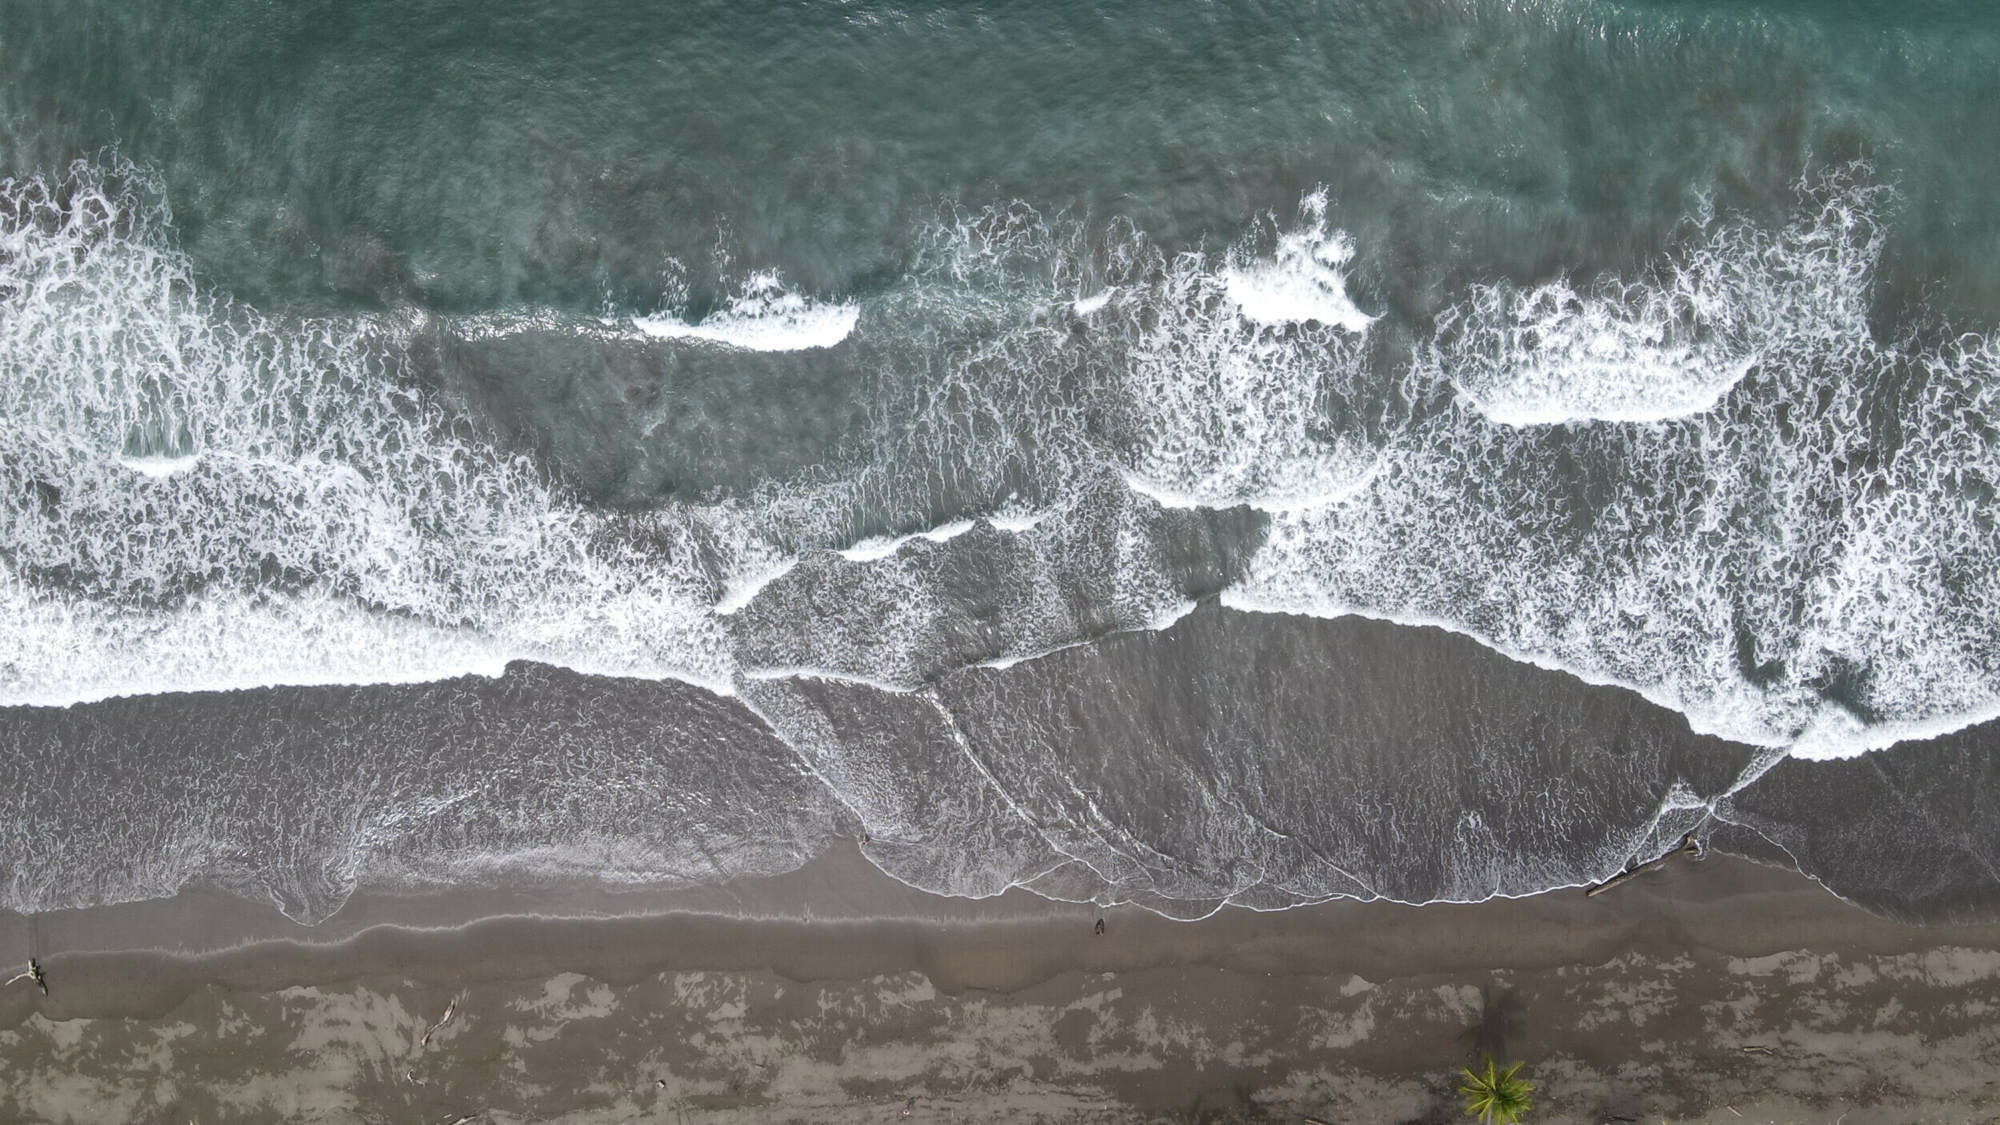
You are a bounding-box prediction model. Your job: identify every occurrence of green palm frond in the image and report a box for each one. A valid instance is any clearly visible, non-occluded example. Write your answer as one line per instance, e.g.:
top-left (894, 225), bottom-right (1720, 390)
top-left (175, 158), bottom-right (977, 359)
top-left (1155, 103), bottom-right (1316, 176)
top-left (1459, 1057), bottom-right (1532, 1125)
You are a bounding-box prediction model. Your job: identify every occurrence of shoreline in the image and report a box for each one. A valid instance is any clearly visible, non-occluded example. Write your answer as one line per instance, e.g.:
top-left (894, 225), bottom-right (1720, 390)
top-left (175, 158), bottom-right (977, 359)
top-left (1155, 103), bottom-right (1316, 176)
top-left (9, 844), bottom-right (1990, 1017)
top-left (6, 847), bottom-right (2000, 1121)
top-left (0, 844), bottom-right (1938, 1009)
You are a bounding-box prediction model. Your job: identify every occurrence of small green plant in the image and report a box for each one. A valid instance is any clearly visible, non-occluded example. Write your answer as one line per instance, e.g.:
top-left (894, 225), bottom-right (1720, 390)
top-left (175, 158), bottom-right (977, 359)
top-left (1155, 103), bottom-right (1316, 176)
top-left (1458, 1057), bottom-right (1532, 1125)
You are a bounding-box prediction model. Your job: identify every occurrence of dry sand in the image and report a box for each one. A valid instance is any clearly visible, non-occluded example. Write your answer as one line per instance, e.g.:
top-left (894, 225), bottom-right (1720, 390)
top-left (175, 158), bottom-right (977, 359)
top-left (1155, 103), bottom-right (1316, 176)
top-left (3, 846), bottom-right (1999, 1124)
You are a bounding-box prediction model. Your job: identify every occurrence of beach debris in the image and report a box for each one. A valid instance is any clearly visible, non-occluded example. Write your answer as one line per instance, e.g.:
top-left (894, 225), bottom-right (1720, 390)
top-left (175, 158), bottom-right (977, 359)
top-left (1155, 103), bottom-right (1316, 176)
top-left (1726, 1107), bottom-right (1742, 1117)
top-left (902, 1095), bottom-right (918, 1116)
top-left (422, 995), bottom-right (460, 1047)
top-left (1740, 1044), bottom-right (1775, 1056)
top-left (1303, 1117), bottom-right (1335, 1124)
top-left (1094, 918), bottom-right (1105, 936)
top-left (1585, 833), bottom-right (1704, 897)
top-left (3, 958), bottom-right (47, 995)
top-left (656, 1079), bottom-right (668, 1089)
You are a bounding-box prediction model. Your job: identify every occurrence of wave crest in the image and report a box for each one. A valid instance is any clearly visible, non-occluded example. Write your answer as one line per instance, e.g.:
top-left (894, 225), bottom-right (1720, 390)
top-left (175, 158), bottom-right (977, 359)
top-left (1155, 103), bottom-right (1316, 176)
top-left (1443, 183), bottom-right (1890, 426)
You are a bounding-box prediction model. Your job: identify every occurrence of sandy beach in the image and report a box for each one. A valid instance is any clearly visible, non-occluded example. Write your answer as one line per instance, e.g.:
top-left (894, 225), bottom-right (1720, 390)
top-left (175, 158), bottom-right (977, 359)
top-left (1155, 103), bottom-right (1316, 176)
top-left (4, 846), bottom-right (1999, 1123)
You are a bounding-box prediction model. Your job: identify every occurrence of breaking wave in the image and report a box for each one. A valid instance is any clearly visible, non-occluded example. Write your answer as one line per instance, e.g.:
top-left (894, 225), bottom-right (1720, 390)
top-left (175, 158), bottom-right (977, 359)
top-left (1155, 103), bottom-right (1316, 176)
top-left (0, 161), bottom-right (747, 704)
top-left (633, 270), bottom-right (860, 352)
top-left (1232, 172), bottom-right (2000, 760)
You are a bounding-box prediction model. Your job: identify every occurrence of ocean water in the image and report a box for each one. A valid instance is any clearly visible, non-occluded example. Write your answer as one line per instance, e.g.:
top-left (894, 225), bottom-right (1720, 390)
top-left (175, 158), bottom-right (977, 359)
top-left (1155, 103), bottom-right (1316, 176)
top-left (2, 0), bottom-right (1999, 924)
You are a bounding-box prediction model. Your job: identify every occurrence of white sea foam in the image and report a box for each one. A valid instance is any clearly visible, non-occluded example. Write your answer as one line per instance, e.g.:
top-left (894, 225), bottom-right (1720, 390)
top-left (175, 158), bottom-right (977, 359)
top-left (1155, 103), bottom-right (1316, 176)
top-left (632, 271), bottom-right (859, 351)
top-left (1095, 195), bottom-right (1392, 512)
top-left (713, 555), bottom-right (799, 616)
top-left (1229, 173), bottom-right (2000, 759)
top-left (1443, 275), bottom-right (1757, 425)
top-left (892, 192), bottom-right (1394, 514)
top-left (987, 508), bottom-right (1048, 533)
top-left (1121, 459), bottom-right (1386, 514)
top-left (739, 178), bottom-right (2000, 762)
top-left (0, 161), bottom-right (742, 706)
top-left (735, 664), bottom-right (919, 695)
top-left (1221, 189), bottom-right (1376, 333)
top-left (1439, 196), bottom-right (1836, 426)
top-left (1146, 598), bottom-right (1199, 631)
top-left (116, 453), bottom-right (203, 478)
top-left (835, 518), bottom-right (976, 562)
top-left (452, 307), bottom-right (620, 342)
top-left (1072, 288), bottom-right (1115, 315)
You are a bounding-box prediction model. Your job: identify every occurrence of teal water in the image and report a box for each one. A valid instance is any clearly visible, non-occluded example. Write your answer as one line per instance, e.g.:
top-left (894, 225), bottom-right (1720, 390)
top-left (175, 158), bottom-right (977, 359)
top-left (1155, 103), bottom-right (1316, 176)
top-left (7, 0), bottom-right (1997, 317)
top-left (2, 0), bottom-right (1999, 920)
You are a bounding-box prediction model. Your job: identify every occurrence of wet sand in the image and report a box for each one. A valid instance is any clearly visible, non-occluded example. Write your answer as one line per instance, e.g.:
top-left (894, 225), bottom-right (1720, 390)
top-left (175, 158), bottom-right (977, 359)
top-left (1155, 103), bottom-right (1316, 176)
top-left (4, 847), bottom-right (2000, 1123)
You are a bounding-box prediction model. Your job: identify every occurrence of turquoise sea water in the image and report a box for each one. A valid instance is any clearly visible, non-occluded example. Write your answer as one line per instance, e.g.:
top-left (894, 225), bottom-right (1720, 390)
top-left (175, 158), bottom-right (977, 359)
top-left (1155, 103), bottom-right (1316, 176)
top-left (2, 0), bottom-right (1998, 921)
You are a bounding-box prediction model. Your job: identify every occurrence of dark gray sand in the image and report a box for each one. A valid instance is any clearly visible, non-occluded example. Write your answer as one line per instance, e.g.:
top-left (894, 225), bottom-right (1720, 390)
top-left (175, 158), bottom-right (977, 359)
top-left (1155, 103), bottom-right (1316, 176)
top-left (4, 848), bottom-right (1999, 1124)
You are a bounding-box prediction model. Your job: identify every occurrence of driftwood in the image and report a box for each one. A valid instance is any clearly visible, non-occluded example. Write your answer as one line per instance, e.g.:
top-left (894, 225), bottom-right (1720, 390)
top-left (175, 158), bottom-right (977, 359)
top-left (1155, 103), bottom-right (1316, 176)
top-left (1585, 833), bottom-right (1704, 897)
top-left (421, 996), bottom-right (459, 1047)
top-left (3, 959), bottom-right (46, 995)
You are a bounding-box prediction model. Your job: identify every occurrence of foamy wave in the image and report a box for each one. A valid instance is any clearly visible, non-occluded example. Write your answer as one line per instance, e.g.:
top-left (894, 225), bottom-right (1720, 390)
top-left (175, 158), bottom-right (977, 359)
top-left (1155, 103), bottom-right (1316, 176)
top-left (0, 574), bottom-right (512, 706)
top-left (885, 192), bottom-right (1397, 514)
top-left (7, 156), bottom-right (1999, 928)
top-left (1442, 193), bottom-right (1877, 426)
top-left (1086, 195), bottom-right (1394, 512)
top-left (116, 453), bottom-right (203, 478)
top-left (1443, 274), bottom-right (1756, 425)
top-left (7, 164), bottom-right (1988, 757)
top-left (633, 271), bottom-right (859, 351)
top-left (713, 554), bottom-right (800, 617)
top-left (1233, 173), bottom-right (2000, 759)
top-left (0, 161), bottom-right (742, 705)
top-left (836, 518), bottom-right (976, 562)
top-left (1221, 189), bottom-right (1376, 333)
top-left (1121, 461), bottom-right (1386, 514)
top-left (1071, 288), bottom-right (1115, 316)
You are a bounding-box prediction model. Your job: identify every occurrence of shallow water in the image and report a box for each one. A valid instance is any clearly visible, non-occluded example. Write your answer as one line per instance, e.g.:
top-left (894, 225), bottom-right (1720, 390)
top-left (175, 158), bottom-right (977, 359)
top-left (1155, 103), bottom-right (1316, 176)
top-left (2, 0), bottom-right (1997, 921)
